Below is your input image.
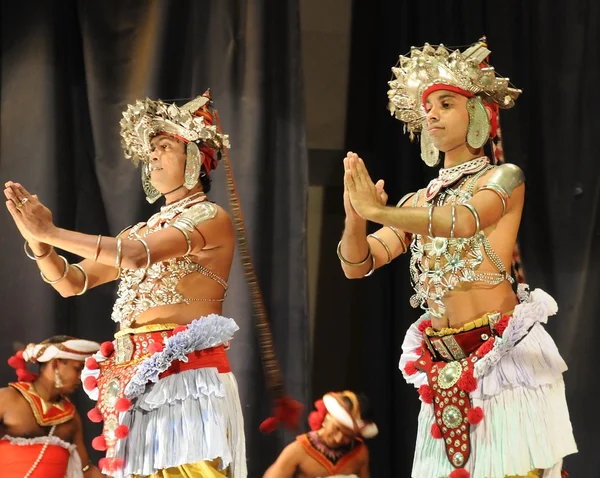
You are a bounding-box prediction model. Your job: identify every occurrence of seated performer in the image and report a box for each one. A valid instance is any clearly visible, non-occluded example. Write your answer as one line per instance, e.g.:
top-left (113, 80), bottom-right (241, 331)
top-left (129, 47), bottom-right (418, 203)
top-left (264, 391), bottom-right (375, 478)
top-left (339, 40), bottom-right (577, 477)
top-left (4, 92), bottom-right (246, 477)
top-left (0, 336), bottom-right (103, 477)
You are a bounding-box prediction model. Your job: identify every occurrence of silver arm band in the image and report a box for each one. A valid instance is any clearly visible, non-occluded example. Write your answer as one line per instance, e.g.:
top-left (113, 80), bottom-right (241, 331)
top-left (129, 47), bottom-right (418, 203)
top-left (71, 263), bottom-right (89, 296)
top-left (479, 185), bottom-right (508, 216)
top-left (364, 254), bottom-right (376, 277)
top-left (368, 233), bottom-right (392, 264)
top-left (462, 203), bottom-right (481, 236)
top-left (40, 255), bottom-right (69, 284)
top-left (134, 238), bottom-right (152, 269)
top-left (428, 204), bottom-right (435, 237)
top-left (170, 224), bottom-right (193, 256)
top-left (387, 226), bottom-right (408, 252)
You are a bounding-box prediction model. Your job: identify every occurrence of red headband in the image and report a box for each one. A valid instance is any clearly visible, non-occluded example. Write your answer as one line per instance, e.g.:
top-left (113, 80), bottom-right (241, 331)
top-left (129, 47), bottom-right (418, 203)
top-left (422, 85), bottom-right (498, 139)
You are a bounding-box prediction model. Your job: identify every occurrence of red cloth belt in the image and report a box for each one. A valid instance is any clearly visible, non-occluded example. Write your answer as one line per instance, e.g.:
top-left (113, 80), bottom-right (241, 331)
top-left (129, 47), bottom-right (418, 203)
top-left (0, 441), bottom-right (70, 477)
top-left (159, 345), bottom-right (231, 379)
top-left (425, 325), bottom-right (493, 362)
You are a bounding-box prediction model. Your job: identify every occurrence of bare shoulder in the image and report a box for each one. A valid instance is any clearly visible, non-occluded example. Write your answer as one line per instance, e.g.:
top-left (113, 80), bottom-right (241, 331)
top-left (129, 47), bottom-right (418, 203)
top-left (0, 386), bottom-right (21, 400)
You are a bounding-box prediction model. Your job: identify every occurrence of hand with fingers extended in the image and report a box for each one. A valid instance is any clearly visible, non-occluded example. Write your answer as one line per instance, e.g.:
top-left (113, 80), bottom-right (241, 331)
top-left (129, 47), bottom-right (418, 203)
top-left (343, 151), bottom-right (385, 221)
top-left (4, 181), bottom-right (57, 244)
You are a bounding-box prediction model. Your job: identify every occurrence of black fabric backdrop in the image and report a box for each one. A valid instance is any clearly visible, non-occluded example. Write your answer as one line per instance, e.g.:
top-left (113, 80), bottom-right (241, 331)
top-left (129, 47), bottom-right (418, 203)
top-left (312, 0), bottom-right (598, 477)
top-left (0, 1), bottom-right (309, 475)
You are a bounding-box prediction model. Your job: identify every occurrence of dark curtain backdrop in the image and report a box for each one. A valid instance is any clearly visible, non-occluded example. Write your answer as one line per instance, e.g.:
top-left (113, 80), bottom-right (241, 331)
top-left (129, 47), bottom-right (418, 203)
top-left (0, 1), bottom-right (309, 475)
top-left (313, 0), bottom-right (599, 477)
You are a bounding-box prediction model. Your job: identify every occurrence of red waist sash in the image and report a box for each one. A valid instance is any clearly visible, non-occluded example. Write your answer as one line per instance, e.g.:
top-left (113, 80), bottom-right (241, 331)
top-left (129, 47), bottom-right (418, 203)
top-left (0, 440), bottom-right (69, 477)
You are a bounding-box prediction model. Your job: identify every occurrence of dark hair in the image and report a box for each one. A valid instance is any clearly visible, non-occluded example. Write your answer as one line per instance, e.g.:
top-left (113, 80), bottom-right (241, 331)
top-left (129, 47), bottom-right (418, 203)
top-left (342, 393), bottom-right (373, 421)
top-left (200, 167), bottom-right (212, 193)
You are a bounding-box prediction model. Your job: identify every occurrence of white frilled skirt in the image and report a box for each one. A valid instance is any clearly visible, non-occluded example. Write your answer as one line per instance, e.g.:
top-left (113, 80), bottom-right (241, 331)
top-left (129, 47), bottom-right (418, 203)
top-left (398, 287), bottom-right (577, 478)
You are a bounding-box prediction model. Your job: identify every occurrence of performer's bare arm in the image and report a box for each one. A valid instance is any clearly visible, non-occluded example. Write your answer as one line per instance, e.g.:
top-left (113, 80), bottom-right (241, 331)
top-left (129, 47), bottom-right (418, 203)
top-left (72, 411), bottom-right (105, 477)
top-left (344, 154), bottom-right (524, 239)
top-left (4, 181), bottom-right (231, 297)
top-left (358, 446), bottom-right (370, 478)
top-left (263, 441), bottom-right (302, 478)
top-left (340, 154), bottom-right (412, 279)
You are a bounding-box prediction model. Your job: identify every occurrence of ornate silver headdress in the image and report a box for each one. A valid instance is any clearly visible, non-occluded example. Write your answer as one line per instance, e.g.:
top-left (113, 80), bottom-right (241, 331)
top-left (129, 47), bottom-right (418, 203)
top-left (387, 40), bottom-right (522, 136)
top-left (119, 92), bottom-right (230, 166)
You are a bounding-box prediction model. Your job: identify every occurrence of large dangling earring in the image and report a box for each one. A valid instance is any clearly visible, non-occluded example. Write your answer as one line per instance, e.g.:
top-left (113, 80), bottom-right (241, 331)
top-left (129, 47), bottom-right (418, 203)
top-left (54, 369), bottom-right (64, 389)
top-left (420, 127), bottom-right (440, 167)
top-left (183, 142), bottom-right (201, 190)
top-left (466, 97), bottom-right (491, 149)
top-left (142, 162), bottom-right (162, 204)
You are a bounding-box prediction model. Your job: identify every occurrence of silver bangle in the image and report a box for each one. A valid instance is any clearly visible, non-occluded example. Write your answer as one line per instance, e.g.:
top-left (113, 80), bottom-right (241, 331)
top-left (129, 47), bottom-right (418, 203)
top-left (134, 238), bottom-right (152, 269)
top-left (387, 226), bottom-right (408, 252)
top-left (40, 255), bottom-right (69, 284)
top-left (24, 241), bottom-right (53, 261)
top-left (368, 233), bottom-right (392, 264)
top-left (337, 240), bottom-right (372, 267)
top-left (428, 204), bottom-right (435, 237)
top-left (115, 238), bottom-right (123, 269)
top-left (364, 254), bottom-right (376, 277)
top-left (450, 206), bottom-right (456, 238)
top-left (462, 203), bottom-right (481, 236)
top-left (71, 263), bottom-right (89, 296)
top-left (171, 224), bottom-right (192, 256)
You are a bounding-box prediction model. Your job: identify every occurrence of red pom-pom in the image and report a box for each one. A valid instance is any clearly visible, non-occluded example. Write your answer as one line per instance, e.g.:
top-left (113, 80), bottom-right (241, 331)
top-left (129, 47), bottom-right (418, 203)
top-left (418, 320), bottom-right (432, 333)
top-left (308, 411), bottom-right (323, 431)
top-left (85, 357), bottom-right (99, 370)
top-left (404, 361), bottom-right (418, 376)
top-left (476, 338), bottom-right (496, 358)
top-left (83, 376), bottom-right (97, 391)
top-left (457, 371), bottom-right (478, 393)
top-left (100, 341), bottom-right (114, 357)
top-left (16, 369), bottom-right (38, 382)
top-left (15, 351), bottom-right (24, 359)
top-left (418, 384), bottom-right (434, 404)
top-left (91, 435), bottom-right (107, 451)
top-left (259, 416), bottom-right (279, 434)
top-left (115, 424), bottom-right (129, 439)
top-left (8, 355), bottom-right (26, 370)
top-left (467, 406), bottom-right (484, 425)
top-left (87, 408), bottom-right (103, 423)
top-left (115, 397), bottom-right (132, 412)
top-left (494, 315), bottom-right (511, 337)
top-left (98, 458), bottom-right (107, 471)
top-left (431, 423), bottom-right (443, 439)
top-left (173, 325), bottom-right (187, 334)
top-left (148, 341), bottom-right (164, 354)
top-left (449, 468), bottom-right (470, 478)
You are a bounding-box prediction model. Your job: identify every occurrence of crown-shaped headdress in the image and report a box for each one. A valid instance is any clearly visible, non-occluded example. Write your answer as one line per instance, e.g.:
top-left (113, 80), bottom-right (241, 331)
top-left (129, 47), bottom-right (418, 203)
top-left (119, 91), bottom-right (230, 166)
top-left (387, 40), bottom-right (522, 136)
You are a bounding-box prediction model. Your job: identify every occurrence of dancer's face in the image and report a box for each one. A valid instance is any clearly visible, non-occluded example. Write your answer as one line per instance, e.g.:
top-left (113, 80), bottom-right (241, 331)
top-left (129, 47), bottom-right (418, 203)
top-left (148, 135), bottom-right (187, 193)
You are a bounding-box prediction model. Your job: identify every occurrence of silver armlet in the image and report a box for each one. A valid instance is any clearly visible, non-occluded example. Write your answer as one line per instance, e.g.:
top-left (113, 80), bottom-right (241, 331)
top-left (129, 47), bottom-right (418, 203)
top-left (24, 241), bottom-right (53, 261)
top-left (462, 203), bottom-right (481, 236)
top-left (479, 163), bottom-right (525, 216)
top-left (364, 254), bottom-right (376, 277)
top-left (368, 233), bottom-right (392, 264)
top-left (71, 263), bottom-right (89, 296)
top-left (478, 185), bottom-right (507, 216)
top-left (134, 238), bottom-right (152, 269)
top-left (170, 224), bottom-right (193, 256)
top-left (115, 238), bottom-right (123, 269)
top-left (337, 240), bottom-right (372, 266)
top-left (387, 226), bottom-right (408, 252)
top-left (40, 255), bottom-right (69, 284)
top-left (428, 204), bottom-right (435, 237)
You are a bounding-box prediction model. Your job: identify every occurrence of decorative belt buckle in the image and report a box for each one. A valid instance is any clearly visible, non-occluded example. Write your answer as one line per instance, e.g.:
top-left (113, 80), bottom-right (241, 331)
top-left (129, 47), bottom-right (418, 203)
top-left (115, 335), bottom-right (134, 364)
